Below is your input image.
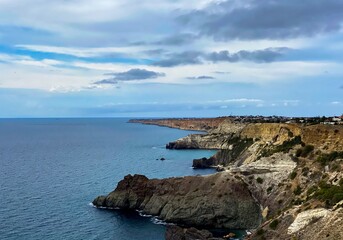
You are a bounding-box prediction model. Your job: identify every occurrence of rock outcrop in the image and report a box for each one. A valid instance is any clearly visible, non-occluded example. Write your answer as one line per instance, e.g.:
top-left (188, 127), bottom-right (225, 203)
top-left (93, 173), bottom-right (261, 229)
top-left (96, 118), bottom-right (343, 240)
top-left (165, 226), bottom-right (224, 240)
top-left (166, 133), bottom-right (229, 149)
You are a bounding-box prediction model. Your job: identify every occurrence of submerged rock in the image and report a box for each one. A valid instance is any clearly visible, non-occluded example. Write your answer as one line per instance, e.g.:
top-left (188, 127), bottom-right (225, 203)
top-left (93, 173), bottom-right (261, 229)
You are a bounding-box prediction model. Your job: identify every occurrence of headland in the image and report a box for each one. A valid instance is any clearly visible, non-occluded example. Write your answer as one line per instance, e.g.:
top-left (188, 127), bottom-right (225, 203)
top-left (94, 116), bottom-right (343, 240)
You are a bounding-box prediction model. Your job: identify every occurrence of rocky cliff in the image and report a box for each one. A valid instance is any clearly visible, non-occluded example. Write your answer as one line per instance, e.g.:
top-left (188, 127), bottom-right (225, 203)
top-left (94, 118), bottom-right (343, 240)
top-left (93, 173), bottom-right (261, 229)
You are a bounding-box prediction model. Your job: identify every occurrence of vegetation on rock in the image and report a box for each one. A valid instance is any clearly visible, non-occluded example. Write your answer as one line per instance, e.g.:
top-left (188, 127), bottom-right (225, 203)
top-left (260, 136), bottom-right (303, 157)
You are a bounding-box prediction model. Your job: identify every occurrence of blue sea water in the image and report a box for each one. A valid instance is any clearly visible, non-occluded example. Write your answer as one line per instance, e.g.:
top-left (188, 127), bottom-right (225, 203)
top-left (0, 118), bottom-right (216, 240)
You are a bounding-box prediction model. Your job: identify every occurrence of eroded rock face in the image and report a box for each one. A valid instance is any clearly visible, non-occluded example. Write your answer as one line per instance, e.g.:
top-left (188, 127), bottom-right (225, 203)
top-left (166, 134), bottom-right (230, 150)
top-left (93, 173), bottom-right (261, 229)
top-left (165, 226), bottom-right (223, 240)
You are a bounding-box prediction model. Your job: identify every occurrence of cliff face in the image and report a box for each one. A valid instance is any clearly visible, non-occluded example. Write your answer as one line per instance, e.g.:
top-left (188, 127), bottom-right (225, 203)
top-left (93, 173), bottom-right (262, 229)
top-left (166, 133), bottom-right (231, 150)
top-left (301, 124), bottom-right (343, 152)
top-left (94, 119), bottom-right (343, 240)
top-left (167, 122), bottom-right (343, 156)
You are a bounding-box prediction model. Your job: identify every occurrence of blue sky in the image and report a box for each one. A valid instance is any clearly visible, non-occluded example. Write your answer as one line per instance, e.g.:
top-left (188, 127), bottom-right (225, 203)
top-left (0, 0), bottom-right (342, 118)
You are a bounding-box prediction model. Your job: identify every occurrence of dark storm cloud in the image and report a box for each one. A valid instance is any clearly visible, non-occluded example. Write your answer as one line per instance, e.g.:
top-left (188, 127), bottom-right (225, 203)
top-left (206, 48), bottom-right (288, 63)
top-left (186, 76), bottom-right (215, 80)
top-left (152, 48), bottom-right (288, 67)
top-left (94, 68), bottom-right (165, 84)
top-left (179, 0), bottom-right (343, 40)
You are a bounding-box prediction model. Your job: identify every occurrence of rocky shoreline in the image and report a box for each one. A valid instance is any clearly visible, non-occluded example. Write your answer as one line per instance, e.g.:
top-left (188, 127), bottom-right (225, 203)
top-left (93, 173), bottom-right (261, 230)
top-left (94, 117), bottom-right (343, 240)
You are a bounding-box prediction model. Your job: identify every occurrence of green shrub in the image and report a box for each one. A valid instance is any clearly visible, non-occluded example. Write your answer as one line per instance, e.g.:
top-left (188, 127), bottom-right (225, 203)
top-left (289, 171), bottom-right (297, 180)
top-left (307, 186), bottom-right (318, 196)
top-left (293, 185), bottom-right (302, 195)
top-left (256, 229), bottom-right (265, 235)
top-left (256, 177), bottom-right (264, 184)
top-left (313, 183), bottom-right (343, 207)
top-left (295, 148), bottom-right (303, 157)
top-left (261, 136), bottom-right (303, 157)
top-left (301, 145), bottom-right (314, 157)
top-left (269, 219), bottom-right (279, 230)
top-left (317, 151), bottom-right (343, 166)
top-left (331, 163), bottom-right (341, 172)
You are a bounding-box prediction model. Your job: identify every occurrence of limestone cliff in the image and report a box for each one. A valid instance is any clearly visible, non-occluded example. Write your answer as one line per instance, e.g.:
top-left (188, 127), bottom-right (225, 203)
top-left (93, 173), bottom-right (261, 229)
top-left (95, 118), bottom-right (343, 240)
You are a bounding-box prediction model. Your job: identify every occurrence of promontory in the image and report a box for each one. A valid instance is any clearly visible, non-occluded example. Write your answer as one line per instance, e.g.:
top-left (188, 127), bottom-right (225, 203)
top-left (94, 116), bottom-right (343, 240)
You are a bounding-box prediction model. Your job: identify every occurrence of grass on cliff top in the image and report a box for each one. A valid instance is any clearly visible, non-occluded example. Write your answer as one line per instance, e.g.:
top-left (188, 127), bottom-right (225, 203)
top-left (260, 136), bottom-right (303, 158)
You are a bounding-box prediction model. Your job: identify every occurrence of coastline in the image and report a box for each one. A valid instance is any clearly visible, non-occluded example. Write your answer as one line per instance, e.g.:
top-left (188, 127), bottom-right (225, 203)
top-left (94, 117), bottom-right (343, 240)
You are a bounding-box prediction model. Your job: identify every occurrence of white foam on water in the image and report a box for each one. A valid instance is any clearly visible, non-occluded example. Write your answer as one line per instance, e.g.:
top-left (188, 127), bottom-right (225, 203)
top-left (151, 217), bottom-right (175, 226)
top-left (136, 210), bottom-right (153, 217)
top-left (88, 203), bottom-right (120, 210)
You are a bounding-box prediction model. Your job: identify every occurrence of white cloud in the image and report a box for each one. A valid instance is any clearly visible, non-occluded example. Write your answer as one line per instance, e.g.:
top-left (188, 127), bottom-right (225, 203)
top-left (16, 45), bottom-right (146, 58)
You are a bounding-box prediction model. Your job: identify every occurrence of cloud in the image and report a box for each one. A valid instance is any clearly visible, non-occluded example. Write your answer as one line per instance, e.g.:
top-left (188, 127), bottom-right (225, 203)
top-left (94, 68), bottom-right (165, 84)
top-left (179, 0), bottom-right (343, 40)
top-left (206, 48), bottom-right (288, 63)
top-left (213, 71), bottom-right (231, 75)
top-left (16, 45), bottom-right (142, 58)
top-left (154, 33), bottom-right (197, 45)
top-left (152, 48), bottom-right (288, 67)
top-left (152, 51), bottom-right (203, 67)
top-left (186, 75), bottom-right (215, 80)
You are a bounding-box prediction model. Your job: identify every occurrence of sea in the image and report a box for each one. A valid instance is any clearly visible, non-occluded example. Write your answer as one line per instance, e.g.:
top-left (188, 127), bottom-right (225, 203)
top-left (0, 118), bottom-right (218, 240)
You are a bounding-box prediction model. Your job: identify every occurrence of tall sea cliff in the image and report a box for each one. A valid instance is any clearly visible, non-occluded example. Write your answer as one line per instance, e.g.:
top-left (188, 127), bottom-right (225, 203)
top-left (95, 117), bottom-right (343, 240)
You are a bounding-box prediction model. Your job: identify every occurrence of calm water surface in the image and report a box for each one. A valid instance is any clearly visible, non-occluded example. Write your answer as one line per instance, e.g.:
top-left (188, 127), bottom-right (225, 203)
top-left (0, 118), bottom-right (216, 240)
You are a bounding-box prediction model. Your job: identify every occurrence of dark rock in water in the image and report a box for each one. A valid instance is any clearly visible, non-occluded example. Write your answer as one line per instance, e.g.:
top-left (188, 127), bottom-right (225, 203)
top-left (166, 141), bottom-right (199, 149)
top-left (93, 173), bottom-right (261, 229)
top-left (192, 157), bottom-right (215, 168)
top-left (165, 225), bottom-right (224, 240)
top-left (160, 157), bottom-right (166, 161)
top-left (92, 195), bottom-right (106, 207)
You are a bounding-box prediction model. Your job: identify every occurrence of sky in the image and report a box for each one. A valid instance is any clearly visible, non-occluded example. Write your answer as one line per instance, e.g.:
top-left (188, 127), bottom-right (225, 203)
top-left (0, 0), bottom-right (342, 118)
